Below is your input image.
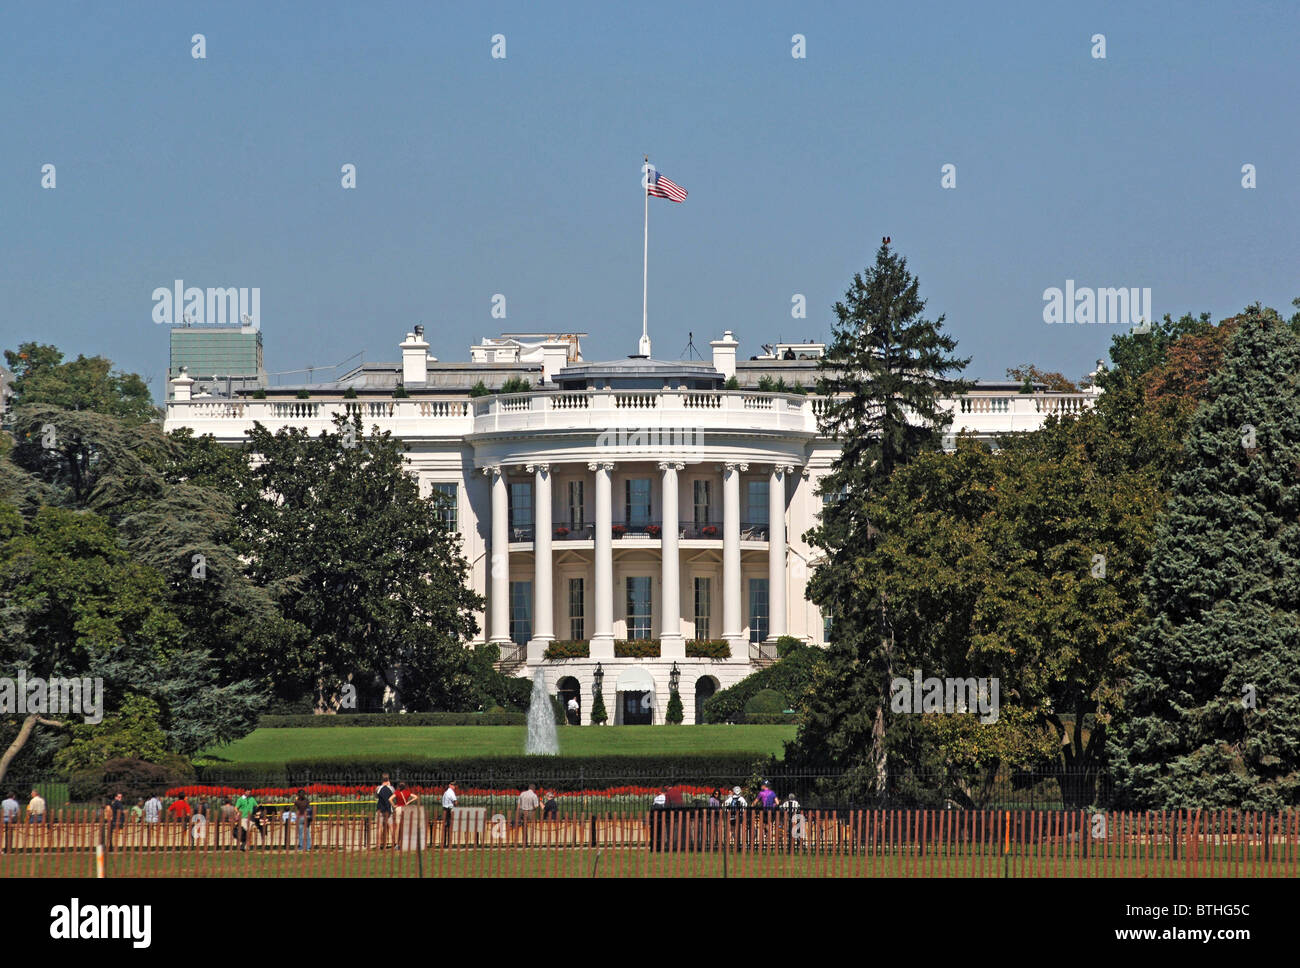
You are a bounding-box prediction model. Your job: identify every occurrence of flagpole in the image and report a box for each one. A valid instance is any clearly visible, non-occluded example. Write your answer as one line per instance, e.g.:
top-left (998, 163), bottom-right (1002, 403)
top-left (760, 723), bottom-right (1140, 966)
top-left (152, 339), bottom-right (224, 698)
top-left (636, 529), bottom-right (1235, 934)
top-left (641, 154), bottom-right (651, 357)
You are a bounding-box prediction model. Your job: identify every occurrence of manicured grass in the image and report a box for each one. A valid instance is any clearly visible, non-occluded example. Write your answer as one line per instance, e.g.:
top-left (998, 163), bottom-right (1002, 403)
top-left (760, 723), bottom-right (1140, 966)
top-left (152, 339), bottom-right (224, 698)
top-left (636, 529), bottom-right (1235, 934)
top-left (201, 724), bottom-right (796, 764)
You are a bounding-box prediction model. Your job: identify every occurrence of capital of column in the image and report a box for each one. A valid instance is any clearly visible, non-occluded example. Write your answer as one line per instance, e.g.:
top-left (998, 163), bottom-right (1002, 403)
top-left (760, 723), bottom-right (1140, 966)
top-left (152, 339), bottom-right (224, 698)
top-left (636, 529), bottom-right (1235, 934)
top-left (480, 465), bottom-right (502, 479)
top-left (656, 461), bottom-right (685, 472)
top-left (773, 464), bottom-right (795, 477)
top-left (525, 462), bottom-right (551, 475)
top-left (587, 461), bottom-right (615, 472)
top-left (722, 461), bottom-right (749, 473)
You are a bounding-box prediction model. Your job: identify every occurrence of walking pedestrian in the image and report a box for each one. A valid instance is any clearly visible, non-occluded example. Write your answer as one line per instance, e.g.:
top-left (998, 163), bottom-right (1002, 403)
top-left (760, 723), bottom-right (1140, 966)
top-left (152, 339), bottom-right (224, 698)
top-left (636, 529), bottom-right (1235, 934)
top-left (516, 783), bottom-right (539, 833)
top-left (234, 789), bottom-right (258, 850)
top-left (143, 793), bottom-right (162, 824)
top-left (27, 790), bottom-right (46, 824)
top-left (1, 792), bottom-right (19, 824)
top-left (294, 789), bottom-right (313, 851)
top-left (393, 783), bottom-right (418, 845)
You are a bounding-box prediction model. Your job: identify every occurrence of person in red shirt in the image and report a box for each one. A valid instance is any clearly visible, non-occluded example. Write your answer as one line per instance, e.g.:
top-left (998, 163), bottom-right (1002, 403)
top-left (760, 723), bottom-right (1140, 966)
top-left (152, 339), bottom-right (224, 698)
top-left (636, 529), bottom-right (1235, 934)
top-left (392, 783), bottom-right (419, 845)
top-left (167, 795), bottom-right (194, 824)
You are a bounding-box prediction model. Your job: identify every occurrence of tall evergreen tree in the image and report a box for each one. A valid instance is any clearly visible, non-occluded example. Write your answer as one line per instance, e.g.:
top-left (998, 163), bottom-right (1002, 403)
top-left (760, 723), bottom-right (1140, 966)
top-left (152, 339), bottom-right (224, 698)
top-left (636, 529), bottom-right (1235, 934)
top-left (787, 239), bottom-right (969, 798)
top-left (1110, 306), bottom-right (1300, 809)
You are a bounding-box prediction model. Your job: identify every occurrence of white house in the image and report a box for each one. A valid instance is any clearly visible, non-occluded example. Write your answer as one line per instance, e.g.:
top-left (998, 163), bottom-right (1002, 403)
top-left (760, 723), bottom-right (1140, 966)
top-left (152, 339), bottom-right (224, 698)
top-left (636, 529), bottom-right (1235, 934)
top-left (164, 327), bottom-right (1099, 725)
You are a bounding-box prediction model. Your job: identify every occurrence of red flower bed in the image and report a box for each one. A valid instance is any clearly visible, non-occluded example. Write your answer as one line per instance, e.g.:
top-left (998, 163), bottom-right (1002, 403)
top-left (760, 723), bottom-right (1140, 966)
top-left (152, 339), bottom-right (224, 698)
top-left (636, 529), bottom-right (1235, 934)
top-left (166, 783), bottom-right (716, 800)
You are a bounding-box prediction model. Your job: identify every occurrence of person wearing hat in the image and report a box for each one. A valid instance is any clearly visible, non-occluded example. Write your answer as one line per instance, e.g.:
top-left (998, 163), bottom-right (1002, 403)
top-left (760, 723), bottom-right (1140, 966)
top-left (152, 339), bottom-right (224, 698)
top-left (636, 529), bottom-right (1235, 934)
top-left (723, 785), bottom-right (747, 809)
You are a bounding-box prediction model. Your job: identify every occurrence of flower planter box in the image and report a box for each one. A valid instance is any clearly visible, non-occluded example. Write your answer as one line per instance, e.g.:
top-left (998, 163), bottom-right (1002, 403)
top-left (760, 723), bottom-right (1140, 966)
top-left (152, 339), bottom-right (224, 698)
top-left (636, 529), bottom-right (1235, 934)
top-left (700, 526), bottom-right (719, 537)
top-left (614, 639), bottom-right (661, 658)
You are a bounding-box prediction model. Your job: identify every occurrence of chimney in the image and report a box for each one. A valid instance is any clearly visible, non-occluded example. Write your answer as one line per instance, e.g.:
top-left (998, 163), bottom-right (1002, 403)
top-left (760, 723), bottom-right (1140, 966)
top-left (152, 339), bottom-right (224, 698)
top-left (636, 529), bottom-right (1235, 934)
top-left (171, 367), bottom-right (195, 402)
top-left (540, 341), bottom-right (570, 384)
top-left (710, 330), bottom-right (739, 380)
top-left (401, 330), bottom-right (430, 385)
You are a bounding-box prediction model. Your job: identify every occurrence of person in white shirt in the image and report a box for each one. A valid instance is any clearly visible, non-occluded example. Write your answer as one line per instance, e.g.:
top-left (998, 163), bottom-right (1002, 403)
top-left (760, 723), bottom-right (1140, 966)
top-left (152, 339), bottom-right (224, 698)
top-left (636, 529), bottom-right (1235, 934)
top-left (143, 795), bottom-right (162, 824)
top-left (516, 783), bottom-right (540, 832)
top-left (190, 811), bottom-right (207, 842)
top-left (566, 696), bottom-right (580, 725)
top-left (441, 781), bottom-right (458, 845)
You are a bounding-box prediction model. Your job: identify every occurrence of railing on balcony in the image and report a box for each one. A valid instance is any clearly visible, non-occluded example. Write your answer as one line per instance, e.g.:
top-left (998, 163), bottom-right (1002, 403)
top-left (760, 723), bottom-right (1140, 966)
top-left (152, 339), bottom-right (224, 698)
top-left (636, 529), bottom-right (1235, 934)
top-left (552, 524), bottom-right (594, 541)
top-left (680, 521), bottom-right (722, 540)
top-left (740, 522), bottom-right (770, 541)
top-left (611, 520), bottom-right (663, 538)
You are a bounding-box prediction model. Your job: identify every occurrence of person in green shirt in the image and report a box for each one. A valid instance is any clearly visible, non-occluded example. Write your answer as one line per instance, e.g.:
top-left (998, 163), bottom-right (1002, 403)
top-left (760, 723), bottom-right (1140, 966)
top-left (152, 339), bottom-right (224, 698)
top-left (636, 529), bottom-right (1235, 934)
top-left (234, 790), bottom-right (258, 850)
top-left (130, 799), bottom-right (144, 823)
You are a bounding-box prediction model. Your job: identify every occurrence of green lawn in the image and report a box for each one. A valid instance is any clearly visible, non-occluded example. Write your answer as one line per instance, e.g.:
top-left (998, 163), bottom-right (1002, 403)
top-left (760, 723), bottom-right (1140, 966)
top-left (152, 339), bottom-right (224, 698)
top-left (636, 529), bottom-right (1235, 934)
top-left (201, 724), bottom-right (796, 764)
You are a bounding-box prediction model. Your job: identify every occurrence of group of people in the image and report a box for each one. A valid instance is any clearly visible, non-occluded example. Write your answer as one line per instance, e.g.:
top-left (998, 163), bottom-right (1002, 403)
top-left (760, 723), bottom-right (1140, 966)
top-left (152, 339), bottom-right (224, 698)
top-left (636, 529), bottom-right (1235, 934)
top-left (651, 783), bottom-right (801, 814)
top-left (2, 790), bottom-right (47, 824)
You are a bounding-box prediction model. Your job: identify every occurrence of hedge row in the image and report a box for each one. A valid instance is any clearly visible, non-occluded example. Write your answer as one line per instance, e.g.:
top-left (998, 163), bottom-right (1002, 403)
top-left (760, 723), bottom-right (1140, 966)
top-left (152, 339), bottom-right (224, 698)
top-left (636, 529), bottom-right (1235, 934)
top-left (740, 712), bottom-right (799, 725)
top-left (544, 641), bottom-right (589, 660)
top-left (685, 639), bottom-right (731, 659)
top-left (196, 753), bottom-right (773, 789)
top-left (257, 712), bottom-right (526, 728)
top-left (614, 640), bottom-right (661, 658)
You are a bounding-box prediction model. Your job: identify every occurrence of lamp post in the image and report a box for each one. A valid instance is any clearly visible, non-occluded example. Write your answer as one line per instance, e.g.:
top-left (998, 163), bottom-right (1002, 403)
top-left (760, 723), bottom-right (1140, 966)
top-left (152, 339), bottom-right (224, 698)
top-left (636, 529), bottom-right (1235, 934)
top-left (669, 661), bottom-right (680, 693)
top-left (593, 662), bottom-right (604, 693)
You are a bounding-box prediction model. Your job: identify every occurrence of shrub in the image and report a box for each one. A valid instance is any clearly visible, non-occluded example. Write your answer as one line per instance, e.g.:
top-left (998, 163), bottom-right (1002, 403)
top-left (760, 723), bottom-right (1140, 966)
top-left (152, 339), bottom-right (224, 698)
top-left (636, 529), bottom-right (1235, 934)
top-left (724, 376), bottom-right (740, 390)
top-left (393, 385), bottom-right (410, 398)
top-left (295, 389), bottom-right (311, 399)
top-left (544, 640), bottom-right (590, 660)
top-left (702, 642), bottom-right (824, 724)
top-left (685, 639), bottom-right (730, 659)
top-left (742, 712), bottom-right (799, 725)
top-left (252, 389), bottom-right (267, 399)
top-left (614, 639), bottom-right (660, 658)
top-left (744, 689), bottom-right (786, 716)
top-left (775, 635), bottom-right (803, 658)
top-left (469, 380), bottom-right (491, 398)
top-left (70, 756), bottom-right (196, 803)
top-left (666, 690), bottom-right (684, 725)
top-left (549, 694), bottom-right (566, 725)
top-left (590, 689), bottom-right (608, 725)
top-left (256, 712), bottom-right (527, 728)
top-left (499, 376), bottom-right (531, 394)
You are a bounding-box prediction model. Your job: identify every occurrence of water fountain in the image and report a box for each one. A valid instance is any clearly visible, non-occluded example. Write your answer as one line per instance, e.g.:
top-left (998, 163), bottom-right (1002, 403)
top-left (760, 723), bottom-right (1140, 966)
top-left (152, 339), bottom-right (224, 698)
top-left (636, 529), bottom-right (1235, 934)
top-left (525, 668), bottom-right (559, 755)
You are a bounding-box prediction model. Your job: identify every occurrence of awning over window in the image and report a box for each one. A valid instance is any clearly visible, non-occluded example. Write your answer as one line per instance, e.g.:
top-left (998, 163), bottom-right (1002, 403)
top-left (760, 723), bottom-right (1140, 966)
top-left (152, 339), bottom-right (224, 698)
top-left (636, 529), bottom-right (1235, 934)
top-left (615, 666), bottom-right (656, 693)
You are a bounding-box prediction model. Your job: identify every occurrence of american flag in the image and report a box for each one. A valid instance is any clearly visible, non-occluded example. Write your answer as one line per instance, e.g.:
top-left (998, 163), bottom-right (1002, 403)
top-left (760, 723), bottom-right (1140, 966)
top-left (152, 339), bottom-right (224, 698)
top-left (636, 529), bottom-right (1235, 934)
top-left (646, 164), bottom-right (687, 202)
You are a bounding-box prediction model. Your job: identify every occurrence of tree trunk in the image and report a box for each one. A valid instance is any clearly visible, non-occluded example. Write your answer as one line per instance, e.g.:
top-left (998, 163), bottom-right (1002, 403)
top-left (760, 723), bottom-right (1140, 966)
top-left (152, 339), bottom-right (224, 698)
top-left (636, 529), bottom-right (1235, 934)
top-left (0, 713), bottom-right (63, 788)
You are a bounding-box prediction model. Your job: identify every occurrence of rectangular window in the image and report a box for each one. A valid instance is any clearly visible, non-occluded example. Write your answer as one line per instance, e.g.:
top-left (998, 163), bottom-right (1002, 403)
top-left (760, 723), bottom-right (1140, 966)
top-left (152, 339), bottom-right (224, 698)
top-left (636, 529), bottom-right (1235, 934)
top-left (747, 480), bottom-right (769, 526)
top-left (510, 581), bottom-right (533, 646)
top-left (626, 478), bottom-right (651, 527)
top-left (568, 480), bottom-right (585, 528)
top-left (569, 578), bottom-right (585, 641)
top-left (509, 482), bottom-right (533, 531)
top-left (823, 607), bottom-right (833, 644)
top-left (694, 577), bottom-right (711, 641)
top-left (626, 576), bottom-right (653, 640)
top-left (693, 480), bottom-right (712, 526)
top-left (749, 578), bottom-right (769, 644)
top-left (431, 482), bottom-right (457, 531)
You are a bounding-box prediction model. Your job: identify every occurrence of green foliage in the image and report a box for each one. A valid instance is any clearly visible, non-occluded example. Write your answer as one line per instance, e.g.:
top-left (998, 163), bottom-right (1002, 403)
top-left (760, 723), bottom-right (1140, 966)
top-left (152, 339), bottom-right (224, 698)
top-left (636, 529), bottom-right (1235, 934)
top-left (665, 690), bottom-right (684, 725)
top-left (744, 689), bottom-right (786, 715)
top-left (544, 641), bottom-right (590, 660)
top-left (69, 755), bottom-right (195, 803)
top-left (499, 377), bottom-right (531, 395)
top-left (744, 713), bottom-right (799, 725)
top-left (756, 375), bottom-right (806, 395)
top-left (3, 342), bottom-right (157, 424)
top-left (614, 639), bottom-right (660, 658)
top-left (469, 381), bottom-right (491, 398)
top-left (703, 644), bottom-right (825, 724)
top-left (196, 753), bottom-right (767, 788)
top-left (295, 389), bottom-right (311, 399)
top-left (392, 384), bottom-right (410, 398)
top-left (790, 240), bottom-right (970, 796)
top-left (1006, 364), bottom-right (1079, 393)
top-left (343, 388), bottom-right (358, 399)
top-left (684, 639), bottom-right (730, 659)
top-left (724, 376), bottom-right (740, 390)
top-left (589, 688), bottom-right (608, 725)
top-left (54, 696), bottom-right (170, 775)
top-left (251, 390), bottom-right (267, 399)
top-left (1110, 306), bottom-right (1300, 811)
top-left (223, 415), bottom-right (483, 710)
top-left (774, 635), bottom-right (802, 658)
top-left (549, 693), bottom-right (566, 725)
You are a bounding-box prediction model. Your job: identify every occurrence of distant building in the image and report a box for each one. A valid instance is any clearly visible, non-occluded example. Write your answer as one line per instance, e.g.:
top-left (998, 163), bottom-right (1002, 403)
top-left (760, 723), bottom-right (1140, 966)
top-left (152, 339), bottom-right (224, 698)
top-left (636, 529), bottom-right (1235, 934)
top-left (0, 365), bottom-right (13, 424)
top-left (165, 326), bottom-right (1099, 724)
top-left (169, 325), bottom-right (265, 396)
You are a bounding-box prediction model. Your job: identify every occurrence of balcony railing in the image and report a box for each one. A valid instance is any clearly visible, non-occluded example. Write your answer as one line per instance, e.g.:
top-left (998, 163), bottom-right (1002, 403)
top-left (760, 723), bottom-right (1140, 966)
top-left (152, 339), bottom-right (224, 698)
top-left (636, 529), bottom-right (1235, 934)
top-left (166, 388), bottom-right (1099, 444)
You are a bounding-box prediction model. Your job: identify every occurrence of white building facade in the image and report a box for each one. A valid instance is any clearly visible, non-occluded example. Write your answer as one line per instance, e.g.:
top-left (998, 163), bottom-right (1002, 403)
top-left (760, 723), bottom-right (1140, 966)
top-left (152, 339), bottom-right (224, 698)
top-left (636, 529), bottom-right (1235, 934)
top-left (165, 328), bottom-right (1098, 725)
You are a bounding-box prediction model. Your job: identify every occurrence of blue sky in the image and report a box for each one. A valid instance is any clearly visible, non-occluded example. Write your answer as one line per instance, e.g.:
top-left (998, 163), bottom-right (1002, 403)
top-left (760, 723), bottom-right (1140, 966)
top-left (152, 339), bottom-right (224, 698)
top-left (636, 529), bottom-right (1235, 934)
top-left (3, 1), bottom-right (1297, 398)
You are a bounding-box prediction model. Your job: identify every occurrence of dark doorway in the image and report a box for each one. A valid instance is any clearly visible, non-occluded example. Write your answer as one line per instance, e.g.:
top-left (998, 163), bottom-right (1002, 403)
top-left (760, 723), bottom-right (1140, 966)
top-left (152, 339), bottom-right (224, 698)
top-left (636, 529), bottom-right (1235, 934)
top-left (621, 691), bottom-right (652, 725)
top-left (557, 676), bottom-right (581, 725)
top-left (695, 676), bottom-right (719, 724)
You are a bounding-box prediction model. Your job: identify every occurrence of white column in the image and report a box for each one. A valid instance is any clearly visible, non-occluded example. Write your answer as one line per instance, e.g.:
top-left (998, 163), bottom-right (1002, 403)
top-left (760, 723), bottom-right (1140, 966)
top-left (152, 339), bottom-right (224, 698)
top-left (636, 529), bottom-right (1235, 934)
top-left (528, 463), bottom-right (554, 660)
top-left (766, 464), bottom-right (792, 642)
top-left (722, 461), bottom-right (747, 644)
top-left (659, 461), bottom-right (685, 658)
top-left (485, 466), bottom-right (511, 645)
top-left (590, 461), bottom-right (615, 658)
